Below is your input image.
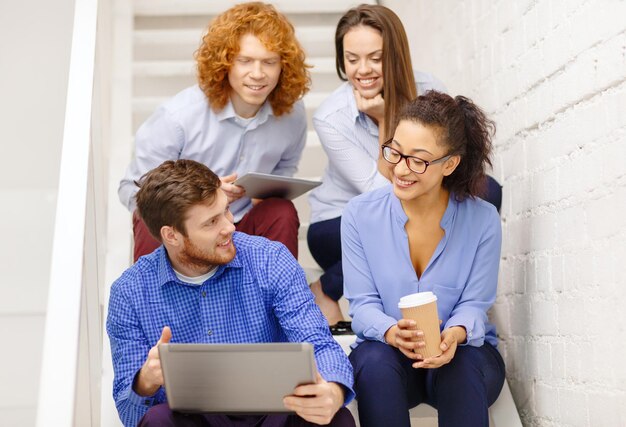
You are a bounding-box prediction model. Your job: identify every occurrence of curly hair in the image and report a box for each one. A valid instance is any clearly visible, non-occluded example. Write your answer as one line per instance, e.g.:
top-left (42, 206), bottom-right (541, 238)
top-left (135, 160), bottom-right (221, 241)
top-left (195, 2), bottom-right (310, 116)
top-left (395, 91), bottom-right (496, 200)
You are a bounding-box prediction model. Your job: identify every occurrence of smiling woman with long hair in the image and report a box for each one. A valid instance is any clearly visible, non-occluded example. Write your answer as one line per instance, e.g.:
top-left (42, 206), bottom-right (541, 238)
top-left (342, 91), bottom-right (506, 427)
top-left (306, 4), bottom-right (446, 329)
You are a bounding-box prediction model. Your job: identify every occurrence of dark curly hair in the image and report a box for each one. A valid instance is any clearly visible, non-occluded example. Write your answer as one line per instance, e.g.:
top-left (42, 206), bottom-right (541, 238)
top-left (195, 2), bottom-right (310, 116)
top-left (395, 91), bottom-right (496, 200)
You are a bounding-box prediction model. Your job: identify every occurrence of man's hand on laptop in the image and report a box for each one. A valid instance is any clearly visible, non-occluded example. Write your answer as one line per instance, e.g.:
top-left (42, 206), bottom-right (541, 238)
top-left (220, 173), bottom-right (245, 203)
top-left (133, 326), bottom-right (172, 396)
top-left (283, 373), bottom-right (344, 425)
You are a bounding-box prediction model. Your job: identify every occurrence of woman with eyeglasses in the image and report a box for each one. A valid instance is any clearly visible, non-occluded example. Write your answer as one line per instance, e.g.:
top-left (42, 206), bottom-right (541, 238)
top-left (306, 4), bottom-right (446, 330)
top-left (342, 91), bottom-right (506, 427)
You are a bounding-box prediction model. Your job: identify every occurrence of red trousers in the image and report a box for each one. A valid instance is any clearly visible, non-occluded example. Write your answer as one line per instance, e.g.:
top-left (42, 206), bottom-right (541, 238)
top-left (132, 198), bottom-right (299, 262)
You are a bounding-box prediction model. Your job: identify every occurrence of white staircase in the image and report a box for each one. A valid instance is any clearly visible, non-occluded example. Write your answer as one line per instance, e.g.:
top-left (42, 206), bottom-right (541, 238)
top-left (106, 2), bottom-right (521, 427)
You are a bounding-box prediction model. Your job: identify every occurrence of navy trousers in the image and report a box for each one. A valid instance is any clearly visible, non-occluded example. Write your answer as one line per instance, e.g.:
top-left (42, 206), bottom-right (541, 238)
top-left (138, 405), bottom-right (355, 427)
top-left (306, 216), bottom-right (343, 301)
top-left (349, 340), bottom-right (505, 427)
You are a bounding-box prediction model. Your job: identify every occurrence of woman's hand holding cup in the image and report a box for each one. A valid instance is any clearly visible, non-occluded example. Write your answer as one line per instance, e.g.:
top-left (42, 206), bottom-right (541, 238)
top-left (385, 319), bottom-right (425, 360)
top-left (413, 325), bottom-right (467, 369)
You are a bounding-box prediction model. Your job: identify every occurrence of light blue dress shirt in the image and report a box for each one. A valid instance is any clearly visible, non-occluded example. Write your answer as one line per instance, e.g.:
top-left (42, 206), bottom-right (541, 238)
top-left (119, 85), bottom-right (307, 221)
top-left (308, 71), bottom-right (447, 224)
top-left (107, 232), bottom-right (354, 427)
top-left (341, 186), bottom-right (501, 349)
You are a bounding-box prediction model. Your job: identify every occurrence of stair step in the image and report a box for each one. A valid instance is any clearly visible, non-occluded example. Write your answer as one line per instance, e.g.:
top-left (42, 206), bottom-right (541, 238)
top-left (133, 60), bottom-right (195, 76)
top-left (134, 0), bottom-right (377, 16)
top-left (306, 130), bottom-right (321, 147)
top-left (299, 135), bottom-right (327, 178)
top-left (133, 26), bottom-right (337, 60)
top-left (133, 57), bottom-right (335, 77)
top-left (304, 92), bottom-right (328, 112)
top-left (133, 74), bottom-right (195, 98)
top-left (133, 26), bottom-right (335, 46)
top-left (134, 28), bottom-right (204, 45)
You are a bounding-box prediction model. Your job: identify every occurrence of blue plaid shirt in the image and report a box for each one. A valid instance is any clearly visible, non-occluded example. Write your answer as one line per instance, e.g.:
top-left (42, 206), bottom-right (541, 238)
top-left (106, 232), bottom-right (354, 427)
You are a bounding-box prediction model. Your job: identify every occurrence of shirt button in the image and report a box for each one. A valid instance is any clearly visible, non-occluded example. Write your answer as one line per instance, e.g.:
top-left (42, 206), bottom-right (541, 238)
top-left (468, 331), bottom-right (473, 337)
top-left (207, 330), bottom-right (213, 336)
top-left (202, 291), bottom-right (207, 297)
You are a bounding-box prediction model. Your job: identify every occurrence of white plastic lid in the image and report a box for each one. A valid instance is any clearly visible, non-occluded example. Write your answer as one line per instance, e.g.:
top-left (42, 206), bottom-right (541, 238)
top-left (398, 291), bottom-right (437, 308)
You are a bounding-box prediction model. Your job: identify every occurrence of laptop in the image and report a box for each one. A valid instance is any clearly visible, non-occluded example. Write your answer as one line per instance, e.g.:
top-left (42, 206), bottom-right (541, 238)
top-left (159, 342), bottom-right (317, 414)
top-left (234, 172), bottom-right (321, 200)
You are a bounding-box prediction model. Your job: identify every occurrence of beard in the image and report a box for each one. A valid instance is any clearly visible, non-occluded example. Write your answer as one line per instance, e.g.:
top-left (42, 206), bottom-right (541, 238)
top-left (177, 235), bottom-right (236, 271)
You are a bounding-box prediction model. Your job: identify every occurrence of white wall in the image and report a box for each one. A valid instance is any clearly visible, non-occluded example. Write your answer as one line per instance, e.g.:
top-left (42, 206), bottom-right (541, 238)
top-left (0, 1), bottom-right (75, 425)
top-left (384, 0), bottom-right (626, 425)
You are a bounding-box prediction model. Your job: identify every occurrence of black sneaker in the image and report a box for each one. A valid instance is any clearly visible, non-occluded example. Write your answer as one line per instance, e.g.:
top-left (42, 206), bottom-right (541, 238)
top-left (330, 321), bottom-right (353, 335)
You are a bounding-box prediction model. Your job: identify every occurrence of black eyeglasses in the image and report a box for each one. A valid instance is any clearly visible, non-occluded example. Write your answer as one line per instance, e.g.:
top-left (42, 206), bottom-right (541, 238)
top-left (381, 141), bottom-right (452, 174)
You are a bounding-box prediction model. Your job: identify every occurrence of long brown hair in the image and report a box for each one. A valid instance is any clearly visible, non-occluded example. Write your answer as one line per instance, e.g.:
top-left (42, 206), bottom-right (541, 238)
top-left (335, 4), bottom-right (416, 140)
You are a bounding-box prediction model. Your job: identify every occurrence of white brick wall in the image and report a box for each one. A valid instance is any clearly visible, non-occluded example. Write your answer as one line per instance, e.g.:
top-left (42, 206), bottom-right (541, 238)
top-left (385, 0), bottom-right (626, 425)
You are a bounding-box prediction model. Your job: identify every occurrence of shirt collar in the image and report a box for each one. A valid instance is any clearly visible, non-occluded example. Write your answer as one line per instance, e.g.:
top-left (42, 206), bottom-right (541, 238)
top-left (156, 246), bottom-right (180, 287)
top-left (156, 235), bottom-right (245, 287)
top-left (390, 188), bottom-right (458, 232)
top-left (246, 101), bottom-right (272, 130)
top-left (215, 98), bottom-right (273, 127)
top-left (215, 99), bottom-right (238, 122)
top-left (440, 193), bottom-right (457, 230)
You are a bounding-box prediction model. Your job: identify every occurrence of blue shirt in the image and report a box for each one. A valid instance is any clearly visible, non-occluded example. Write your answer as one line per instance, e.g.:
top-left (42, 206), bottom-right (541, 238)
top-left (106, 232), bottom-right (354, 427)
top-left (119, 85), bottom-right (307, 221)
top-left (341, 186), bottom-right (501, 349)
top-left (308, 72), bottom-right (447, 224)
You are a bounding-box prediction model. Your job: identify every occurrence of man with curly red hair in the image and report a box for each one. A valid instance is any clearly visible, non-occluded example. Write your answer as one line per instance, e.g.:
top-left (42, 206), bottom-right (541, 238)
top-left (119, 2), bottom-right (310, 262)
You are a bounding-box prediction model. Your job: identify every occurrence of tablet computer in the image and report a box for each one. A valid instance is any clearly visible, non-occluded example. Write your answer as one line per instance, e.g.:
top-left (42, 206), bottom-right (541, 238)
top-left (234, 173), bottom-right (321, 200)
top-left (159, 342), bottom-right (317, 414)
